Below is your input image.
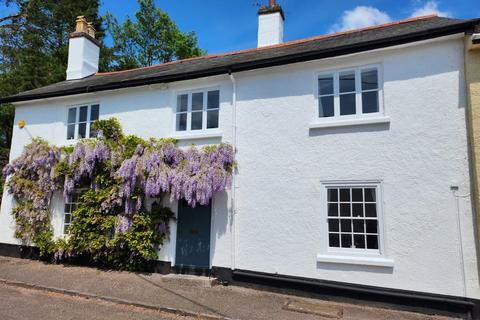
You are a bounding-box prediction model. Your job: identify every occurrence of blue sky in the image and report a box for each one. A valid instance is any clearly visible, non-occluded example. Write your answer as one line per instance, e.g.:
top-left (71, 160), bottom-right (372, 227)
top-left (100, 0), bottom-right (479, 54)
top-left (2, 1), bottom-right (479, 54)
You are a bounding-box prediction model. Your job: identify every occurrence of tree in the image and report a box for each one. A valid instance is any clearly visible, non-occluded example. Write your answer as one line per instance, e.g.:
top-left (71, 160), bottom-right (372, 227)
top-left (106, 0), bottom-right (205, 70)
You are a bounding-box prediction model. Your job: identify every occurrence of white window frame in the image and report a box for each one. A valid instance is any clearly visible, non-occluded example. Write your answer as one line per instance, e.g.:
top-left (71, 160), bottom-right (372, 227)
top-left (311, 64), bottom-right (389, 129)
top-left (317, 180), bottom-right (394, 267)
top-left (173, 87), bottom-right (221, 134)
top-left (62, 189), bottom-right (87, 235)
top-left (66, 103), bottom-right (100, 141)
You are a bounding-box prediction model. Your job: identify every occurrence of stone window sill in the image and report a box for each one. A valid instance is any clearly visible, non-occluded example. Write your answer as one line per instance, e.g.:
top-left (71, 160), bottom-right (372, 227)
top-left (172, 131), bottom-right (223, 141)
top-left (309, 116), bottom-right (390, 130)
top-left (317, 254), bottom-right (394, 268)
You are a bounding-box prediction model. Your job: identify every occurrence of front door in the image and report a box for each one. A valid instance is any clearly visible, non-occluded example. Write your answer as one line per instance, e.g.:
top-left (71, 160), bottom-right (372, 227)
top-left (175, 200), bottom-right (212, 268)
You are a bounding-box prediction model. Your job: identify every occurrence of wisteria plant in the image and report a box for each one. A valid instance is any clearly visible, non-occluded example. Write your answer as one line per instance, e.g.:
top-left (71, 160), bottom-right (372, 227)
top-left (3, 118), bottom-right (234, 270)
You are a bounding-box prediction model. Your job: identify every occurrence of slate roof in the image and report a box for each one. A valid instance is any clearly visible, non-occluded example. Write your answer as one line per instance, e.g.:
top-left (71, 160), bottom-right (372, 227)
top-left (2, 15), bottom-right (479, 104)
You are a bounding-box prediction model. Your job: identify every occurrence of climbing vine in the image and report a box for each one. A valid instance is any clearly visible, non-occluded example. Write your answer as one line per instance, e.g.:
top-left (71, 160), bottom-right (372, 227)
top-left (2, 118), bottom-right (234, 270)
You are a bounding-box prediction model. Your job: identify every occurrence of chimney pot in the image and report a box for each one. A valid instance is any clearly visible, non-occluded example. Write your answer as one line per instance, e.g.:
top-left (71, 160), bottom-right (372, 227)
top-left (75, 16), bottom-right (88, 33)
top-left (87, 22), bottom-right (96, 38)
top-left (269, 0), bottom-right (276, 6)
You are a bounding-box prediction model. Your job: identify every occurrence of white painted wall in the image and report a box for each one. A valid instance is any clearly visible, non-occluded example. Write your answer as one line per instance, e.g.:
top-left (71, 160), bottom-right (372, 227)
top-left (66, 36), bottom-right (100, 80)
top-left (1, 36), bottom-right (478, 299)
top-left (258, 12), bottom-right (284, 47)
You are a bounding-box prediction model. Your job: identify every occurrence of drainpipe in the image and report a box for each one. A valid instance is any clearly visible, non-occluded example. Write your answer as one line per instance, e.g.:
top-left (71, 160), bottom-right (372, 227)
top-left (229, 71), bottom-right (237, 271)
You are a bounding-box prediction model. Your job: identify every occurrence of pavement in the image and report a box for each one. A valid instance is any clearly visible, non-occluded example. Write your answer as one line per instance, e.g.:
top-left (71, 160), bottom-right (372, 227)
top-left (0, 256), bottom-right (460, 320)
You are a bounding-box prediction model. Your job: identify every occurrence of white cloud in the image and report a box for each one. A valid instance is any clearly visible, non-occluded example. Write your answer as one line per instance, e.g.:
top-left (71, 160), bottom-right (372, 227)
top-left (410, 1), bottom-right (450, 18)
top-left (329, 6), bottom-right (392, 33)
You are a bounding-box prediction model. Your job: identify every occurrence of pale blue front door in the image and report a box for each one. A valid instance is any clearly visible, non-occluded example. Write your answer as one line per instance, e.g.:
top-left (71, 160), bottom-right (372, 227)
top-left (175, 200), bottom-right (212, 268)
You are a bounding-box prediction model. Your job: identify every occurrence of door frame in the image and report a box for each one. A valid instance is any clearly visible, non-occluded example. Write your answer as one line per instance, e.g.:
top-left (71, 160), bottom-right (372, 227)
top-left (172, 197), bottom-right (215, 269)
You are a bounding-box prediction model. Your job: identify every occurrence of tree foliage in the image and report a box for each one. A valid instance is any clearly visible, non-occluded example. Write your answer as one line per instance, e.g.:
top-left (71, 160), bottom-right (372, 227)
top-left (0, 0), bottom-right (109, 94)
top-left (106, 0), bottom-right (205, 70)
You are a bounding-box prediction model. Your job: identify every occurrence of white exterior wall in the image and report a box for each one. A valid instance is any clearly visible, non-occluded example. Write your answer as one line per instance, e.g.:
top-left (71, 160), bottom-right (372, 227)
top-left (1, 36), bottom-right (478, 299)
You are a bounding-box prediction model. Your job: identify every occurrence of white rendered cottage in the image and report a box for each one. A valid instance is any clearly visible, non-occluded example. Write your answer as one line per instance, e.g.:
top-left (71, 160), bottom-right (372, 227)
top-left (2, 1), bottom-right (480, 317)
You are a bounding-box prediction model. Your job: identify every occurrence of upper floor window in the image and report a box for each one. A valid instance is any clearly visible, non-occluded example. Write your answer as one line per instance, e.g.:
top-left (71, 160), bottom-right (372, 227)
top-left (318, 66), bottom-right (381, 120)
top-left (175, 90), bottom-right (220, 132)
top-left (67, 104), bottom-right (100, 140)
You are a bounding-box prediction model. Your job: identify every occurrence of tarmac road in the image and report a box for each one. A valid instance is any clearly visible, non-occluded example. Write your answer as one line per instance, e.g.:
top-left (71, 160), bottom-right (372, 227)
top-left (0, 283), bottom-right (196, 320)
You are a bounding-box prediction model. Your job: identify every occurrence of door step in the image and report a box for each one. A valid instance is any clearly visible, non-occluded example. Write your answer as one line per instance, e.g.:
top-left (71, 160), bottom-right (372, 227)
top-left (159, 273), bottom-right (216, 288)
top-left (171, 265), bottom-right (211, 277)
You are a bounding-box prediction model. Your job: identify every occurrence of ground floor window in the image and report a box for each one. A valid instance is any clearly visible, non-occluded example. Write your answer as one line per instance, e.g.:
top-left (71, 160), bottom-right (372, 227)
top-left (63, 190), bottom-right (85, 234)
top-left (323, 181), bottom-right (383, 254)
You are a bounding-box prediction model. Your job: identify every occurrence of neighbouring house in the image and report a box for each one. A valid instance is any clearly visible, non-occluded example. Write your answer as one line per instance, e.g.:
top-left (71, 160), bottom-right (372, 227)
top-left (1, 0), bottom-right (480, 317)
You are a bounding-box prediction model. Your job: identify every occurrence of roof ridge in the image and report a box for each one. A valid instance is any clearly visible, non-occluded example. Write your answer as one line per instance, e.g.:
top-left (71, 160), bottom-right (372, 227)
top-left (96, 14), bottom-right (441, 76)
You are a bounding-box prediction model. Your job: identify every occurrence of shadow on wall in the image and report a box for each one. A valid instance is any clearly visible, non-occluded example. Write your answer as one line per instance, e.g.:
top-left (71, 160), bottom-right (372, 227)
top-left (210, 191), bottom-right (229, 263)
top-left (308, 122), bottom-right (390, 138)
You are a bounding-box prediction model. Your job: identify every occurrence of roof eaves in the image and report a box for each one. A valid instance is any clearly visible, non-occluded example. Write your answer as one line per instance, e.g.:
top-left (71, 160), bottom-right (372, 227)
top-left (2, 17), bottom-right (479, 104)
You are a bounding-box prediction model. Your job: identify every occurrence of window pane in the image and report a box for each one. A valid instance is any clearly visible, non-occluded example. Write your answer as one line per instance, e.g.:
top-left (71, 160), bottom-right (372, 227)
top-left (365, 188), bottom-right (376, 202)
top-left (328, 189), bottom-right (338, 202)
top-left (192, 92), bottom-right (203, 111)
top-left (340, 93), bottom-right (356, 115)
top-left (352, 188), bottom-right (363, 202)
top-left (90, 104), bottom-right (100, 121)
top-left (340, 71), bottom-right (355, 93)
top-left (78, 123), bottom-right (86, 139)
top-left (68, 108), bottom-right (77, 124)
top-left (177, 94), bottom-right (188, 112)
top-left (366, 220), bottom-right (378, 234)
top-left (340, 203), bottom-right (351, 217)
top-left (207, 110), bottom-right (219, 129)
top-left (328, 219), bottom-right (339, 232)
top-left (365, 203), bottom-right (377, 217)
top-left (340, 189), bottom-right (350, 201)
top-left (362, 91), bottom-right (379, 114)
top-left (318, 75), bottom-right (334, 95)
top-left (319, 96), bottom-right (334, 118)
top-left (191, 112), bottom-right (203, 130)
top-left (328, 203), bottom-right (338, 217)
top-left (67, 124), bottom-right (75, 140)
top-left (340, 219), bottom-right (352, 232)
top-left (207, 90), bottom-right (220, 109)
top-left (354, 235), bottom-right (366, 249)
top-left (367, 235), bottom-right (379, 249)
top-left (176, 113), bottom-right (187, 131)
top-left (79, 106), bottom-right (88, 122)
top-left (64, 204), bottom-right (71, 213)
top-left (329, 234), bottom-right (340, 247)
top-left (353, 220), bottom-right (364, 233)
top-left (361, 69), bottom-right (378, 91)
top-left (341, 234), bottom-right (352, 248)
top-left (352, 203), bottom-right (363, 217)
top-left (64, 214), bottom-right (71, 224)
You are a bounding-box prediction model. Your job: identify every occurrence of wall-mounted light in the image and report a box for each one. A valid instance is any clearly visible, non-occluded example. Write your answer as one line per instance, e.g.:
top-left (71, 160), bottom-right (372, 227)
top-left (18, 120), bottom-right (25, 129)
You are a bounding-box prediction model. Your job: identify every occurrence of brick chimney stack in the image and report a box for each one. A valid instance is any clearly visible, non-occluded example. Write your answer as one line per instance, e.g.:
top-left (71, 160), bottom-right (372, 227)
top-left (66, 16), bottom-right (100, 80)
top-left (257, 0), bottom-right (285, 47)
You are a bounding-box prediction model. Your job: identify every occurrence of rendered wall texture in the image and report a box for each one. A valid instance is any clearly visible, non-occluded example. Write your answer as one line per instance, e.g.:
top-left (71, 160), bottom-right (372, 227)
top-left (0, 36), bottom-right (478, 298)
